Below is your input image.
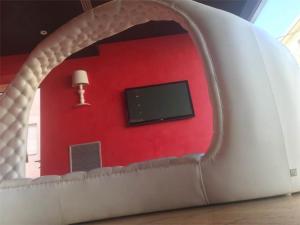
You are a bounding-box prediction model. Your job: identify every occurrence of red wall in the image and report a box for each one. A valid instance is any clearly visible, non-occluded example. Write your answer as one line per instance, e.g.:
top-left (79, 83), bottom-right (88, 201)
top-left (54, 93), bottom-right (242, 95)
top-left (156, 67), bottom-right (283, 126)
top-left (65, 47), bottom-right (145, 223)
top-left (41, 34), bottom-right (213, 175)
top-left (0, 54), bottom-right (27, 84)
top-left (1, 34), bottom-right (213, 176)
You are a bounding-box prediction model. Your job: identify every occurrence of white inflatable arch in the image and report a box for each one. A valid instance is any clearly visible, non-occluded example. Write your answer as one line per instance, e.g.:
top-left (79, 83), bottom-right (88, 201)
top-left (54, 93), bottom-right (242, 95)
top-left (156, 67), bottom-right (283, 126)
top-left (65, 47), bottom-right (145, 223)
top-left (0, 0), bottom-right (299, 224)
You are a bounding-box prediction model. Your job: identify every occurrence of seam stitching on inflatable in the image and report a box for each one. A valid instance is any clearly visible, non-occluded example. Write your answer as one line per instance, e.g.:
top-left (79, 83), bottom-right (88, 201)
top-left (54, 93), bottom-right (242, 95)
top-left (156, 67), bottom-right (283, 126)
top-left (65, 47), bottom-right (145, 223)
top-left (198, 161), bottom-right (209, 204)
top-left (157, 0), bottom-right (224, 165)
top-left (57, 186), bottom-right (65, 224)
top-left (159, 2), bottom-right (221, 204)
top-left (252, 28), bottom-right (292, 187)
top-left (161, 0), bottom-right (223, 204)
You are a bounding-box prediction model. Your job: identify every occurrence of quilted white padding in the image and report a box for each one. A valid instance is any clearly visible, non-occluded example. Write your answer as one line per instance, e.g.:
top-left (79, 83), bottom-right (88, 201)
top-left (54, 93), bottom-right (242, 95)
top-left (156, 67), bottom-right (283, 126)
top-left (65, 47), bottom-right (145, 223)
top-left (0, 0), bottom-right (192, 181)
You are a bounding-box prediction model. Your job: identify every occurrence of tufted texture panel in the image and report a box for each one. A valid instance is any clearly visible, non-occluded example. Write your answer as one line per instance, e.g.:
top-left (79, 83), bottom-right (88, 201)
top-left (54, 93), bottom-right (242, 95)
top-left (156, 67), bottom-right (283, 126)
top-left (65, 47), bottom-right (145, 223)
top-left (0, 0), bottom-right (199, 182)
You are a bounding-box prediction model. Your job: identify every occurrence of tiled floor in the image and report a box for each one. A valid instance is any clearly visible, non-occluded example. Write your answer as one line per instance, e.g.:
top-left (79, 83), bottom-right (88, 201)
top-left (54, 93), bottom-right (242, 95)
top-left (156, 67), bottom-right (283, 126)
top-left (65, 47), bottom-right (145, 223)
top-left (82, 193), bottom-right (300, 225)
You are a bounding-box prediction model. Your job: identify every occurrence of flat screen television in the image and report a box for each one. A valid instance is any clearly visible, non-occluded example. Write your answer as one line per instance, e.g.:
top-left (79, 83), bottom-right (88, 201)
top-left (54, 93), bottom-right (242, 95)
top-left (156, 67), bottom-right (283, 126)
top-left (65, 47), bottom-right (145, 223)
top-left (125, 80), bottom-right (195, 126)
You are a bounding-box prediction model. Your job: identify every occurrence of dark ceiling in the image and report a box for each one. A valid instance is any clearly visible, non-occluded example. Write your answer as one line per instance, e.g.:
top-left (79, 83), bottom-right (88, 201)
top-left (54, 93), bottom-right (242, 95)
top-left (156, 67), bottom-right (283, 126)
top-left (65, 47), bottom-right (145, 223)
top-left (0, 0), bottom-right (262, 58)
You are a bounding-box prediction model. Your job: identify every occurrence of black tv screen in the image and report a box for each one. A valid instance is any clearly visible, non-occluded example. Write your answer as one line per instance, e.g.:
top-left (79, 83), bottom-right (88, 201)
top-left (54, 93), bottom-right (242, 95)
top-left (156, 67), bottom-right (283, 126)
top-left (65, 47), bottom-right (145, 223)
top-left (125, 81), bottom-right (194, 126)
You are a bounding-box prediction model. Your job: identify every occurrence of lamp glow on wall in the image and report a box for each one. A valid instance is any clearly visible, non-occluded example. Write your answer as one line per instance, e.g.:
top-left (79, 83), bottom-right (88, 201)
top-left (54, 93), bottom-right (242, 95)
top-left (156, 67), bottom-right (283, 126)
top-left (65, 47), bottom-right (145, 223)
top-left (72, 70), bottom-right (91, 107)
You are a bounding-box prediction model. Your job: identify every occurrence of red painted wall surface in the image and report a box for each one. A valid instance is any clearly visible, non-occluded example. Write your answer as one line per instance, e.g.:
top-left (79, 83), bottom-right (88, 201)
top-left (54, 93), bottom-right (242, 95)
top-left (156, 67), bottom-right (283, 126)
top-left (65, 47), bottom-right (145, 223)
top-left (40, 34), bottom-right (213, 175)
top-left (0, 54), bottom-right (27, 84)
top-left (1, 34), bottom-right (213, 176)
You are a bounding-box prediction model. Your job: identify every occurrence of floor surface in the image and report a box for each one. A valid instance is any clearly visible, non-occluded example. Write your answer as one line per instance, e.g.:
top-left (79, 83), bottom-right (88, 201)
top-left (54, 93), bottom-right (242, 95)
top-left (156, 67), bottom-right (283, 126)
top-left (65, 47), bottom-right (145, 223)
top-left (82, 193), bottom-right (300, 225)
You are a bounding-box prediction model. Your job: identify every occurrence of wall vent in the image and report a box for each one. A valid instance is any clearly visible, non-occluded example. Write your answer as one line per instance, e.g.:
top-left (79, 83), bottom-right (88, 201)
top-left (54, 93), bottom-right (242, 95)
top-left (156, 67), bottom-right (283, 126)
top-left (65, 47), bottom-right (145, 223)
top-left (69, 141), bottom-right (101, 172)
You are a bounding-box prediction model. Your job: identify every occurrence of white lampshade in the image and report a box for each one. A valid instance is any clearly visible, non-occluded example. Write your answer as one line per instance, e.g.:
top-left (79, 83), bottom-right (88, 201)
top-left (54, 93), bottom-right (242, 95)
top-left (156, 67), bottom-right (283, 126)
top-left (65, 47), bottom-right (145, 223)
top-left (72, 70), bottom-right (89, 87)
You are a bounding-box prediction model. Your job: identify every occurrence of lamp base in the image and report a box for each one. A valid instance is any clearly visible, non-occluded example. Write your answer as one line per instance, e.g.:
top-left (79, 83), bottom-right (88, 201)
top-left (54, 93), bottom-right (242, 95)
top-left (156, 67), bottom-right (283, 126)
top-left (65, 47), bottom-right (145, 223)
top-left (75, 102), bottom-right (91, 107)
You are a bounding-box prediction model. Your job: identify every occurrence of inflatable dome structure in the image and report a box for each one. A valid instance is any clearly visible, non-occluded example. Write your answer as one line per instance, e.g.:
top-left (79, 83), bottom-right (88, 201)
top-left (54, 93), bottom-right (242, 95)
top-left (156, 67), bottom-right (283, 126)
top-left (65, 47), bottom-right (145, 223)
top-left (0, 0), bottom-right (299, 224)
